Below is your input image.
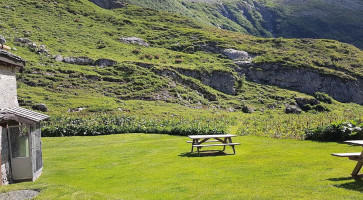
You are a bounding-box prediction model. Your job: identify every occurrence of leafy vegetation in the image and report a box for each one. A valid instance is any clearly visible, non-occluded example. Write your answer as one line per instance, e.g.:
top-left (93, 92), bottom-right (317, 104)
top-left (42, 115), bottom-right (233, 137)
top-left (314, 92), bottom-right (333, 104)
top-left (305, 118), bottom-right (363, 141)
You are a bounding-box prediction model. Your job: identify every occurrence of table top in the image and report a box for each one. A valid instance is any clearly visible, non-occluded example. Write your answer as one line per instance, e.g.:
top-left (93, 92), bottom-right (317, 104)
top-left (345, 140), bottom-right (363, 146)
top-left (188, 134), bottom-right (236, 139)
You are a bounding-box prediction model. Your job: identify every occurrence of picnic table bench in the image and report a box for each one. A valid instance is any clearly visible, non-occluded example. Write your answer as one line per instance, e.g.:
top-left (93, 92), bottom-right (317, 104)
top-left (188, 134), bottom-right (240, 155)
top-left (332, 140), bottom-right (363, 177)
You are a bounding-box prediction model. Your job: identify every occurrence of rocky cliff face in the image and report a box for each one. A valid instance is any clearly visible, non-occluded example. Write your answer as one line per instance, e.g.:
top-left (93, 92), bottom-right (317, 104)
top-left (88, 0), bottom-right (124, 9)
top-left (234, 63), bottom-right (363, 105)
top-left (176, 69), bottom-right (236, 95)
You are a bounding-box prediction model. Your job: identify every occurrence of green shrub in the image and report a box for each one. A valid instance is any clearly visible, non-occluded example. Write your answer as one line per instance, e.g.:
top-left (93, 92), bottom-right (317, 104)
top-left (312, 104), bottom-right (330, 112)
top-left (305, 120), bottom-right (363, 141)
top-left (314, 92), bottom-right (333, 104)
top-left (302, 104), bottom-right (312, 111)
top-left (42, 115), bottom-right (234, 137)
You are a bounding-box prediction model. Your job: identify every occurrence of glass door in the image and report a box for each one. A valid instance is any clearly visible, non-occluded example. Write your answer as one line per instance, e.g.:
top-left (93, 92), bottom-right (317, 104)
top-left (8, 125), bottom-right (33, 180)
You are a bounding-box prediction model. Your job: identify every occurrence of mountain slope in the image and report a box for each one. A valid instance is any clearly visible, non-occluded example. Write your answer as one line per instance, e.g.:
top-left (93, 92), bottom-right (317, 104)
top-left (113, 0), bottom-right (363, 49)
top-left (0, 0), bottom-right (363, 115)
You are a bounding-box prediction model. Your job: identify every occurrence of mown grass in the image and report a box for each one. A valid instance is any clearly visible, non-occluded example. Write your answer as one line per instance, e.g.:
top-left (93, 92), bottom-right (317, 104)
top-left (1, 134), bottom-right (363, 199)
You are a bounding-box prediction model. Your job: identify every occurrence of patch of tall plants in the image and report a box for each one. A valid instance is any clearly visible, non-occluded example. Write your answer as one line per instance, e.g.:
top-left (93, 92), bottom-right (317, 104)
top-left (42, 115), bottom-right (235, 137)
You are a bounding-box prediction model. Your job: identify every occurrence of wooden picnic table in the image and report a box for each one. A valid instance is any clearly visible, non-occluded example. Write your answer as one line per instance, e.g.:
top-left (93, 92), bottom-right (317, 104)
top-left (332, 140), bottom-right (363, 177)
top-left (188, 134), bottom-right (240, 155)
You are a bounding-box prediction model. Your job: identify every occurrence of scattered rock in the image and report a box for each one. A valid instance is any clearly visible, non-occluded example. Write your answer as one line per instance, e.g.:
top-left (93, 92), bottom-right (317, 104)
top-left (119, 37), bottom-right (149, 47)
top-left (14, 37), bottom-right (32, 44)
top-left (62, 56), bottom-right (94, 65)
top-left (267, 103), bottom-right (277, 109)
top-left (54, 54), bottom-right (63, 62)
top-left (222, 49), bottom-right (252, 60)
top-left (95, 58), bottom-right (117, 67)
top-left (285, 105), bottom-right (302, 114)
top-left (37, 44), bottom-right (50, 54)
top-left (67, 107), bottom-right (86, 113)
top-left (242, 105), bottom-right (254, 113)
top-left (0, 189), bottom-right (39, 200)
top-left (14, 38), bottom-right (50, 55)
top-left (32, 104), bottom-right (48, 112)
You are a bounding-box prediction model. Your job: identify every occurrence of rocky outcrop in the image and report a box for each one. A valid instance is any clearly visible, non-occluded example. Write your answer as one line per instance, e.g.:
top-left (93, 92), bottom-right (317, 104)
top-left (119, 37), bottom-right (149, 47)
top-left (88, 0), bottom-right (124, 9)
top-left (222, 49), bottom-right (252, 60)
top-left (132, 61), bottom-right (237, 95)
top-left (152, 68), bottom-right (217, 101)
top-left (94, 58), bottom-right (117, 67)
top-left (234, 62), bottom-right (363, 105)
top-left (176, 68), bottom-right (237, 95)
top-left (55, 55), bottom-right (117, 67)
top-left (63, 56), bottom-right (95, 65)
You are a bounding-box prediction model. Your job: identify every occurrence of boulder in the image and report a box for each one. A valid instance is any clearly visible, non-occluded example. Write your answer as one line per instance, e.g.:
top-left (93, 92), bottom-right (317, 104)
top-left (95, 58), bottom-right (117, 67)
top-left (285, 105), bottom-right (302, 114)
top-left (119, 37), bottom-right (149, 47)
top-left (63, 56), bottom-right (94, 65)
top-left (242, 105), bottom-right (254, 113)
top-left (37, 44), bottom-right (50, 55)
top-left (32, 104), bottom-right (48, 112)
top-left (54, 55), bottom-right (63, 62)
top-left (223, 49), bottom-right (252, 60)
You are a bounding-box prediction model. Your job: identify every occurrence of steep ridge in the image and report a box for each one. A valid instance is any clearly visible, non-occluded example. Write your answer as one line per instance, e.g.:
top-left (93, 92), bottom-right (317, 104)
top-left (107, 0), bottom-right (363, 49)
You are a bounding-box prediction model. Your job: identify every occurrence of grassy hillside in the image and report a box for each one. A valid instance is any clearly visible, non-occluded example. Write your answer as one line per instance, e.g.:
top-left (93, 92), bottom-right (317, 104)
top-left (120, 0), bottom-right (363, 49)
top-left (0, 0), bottom-right (363, 139)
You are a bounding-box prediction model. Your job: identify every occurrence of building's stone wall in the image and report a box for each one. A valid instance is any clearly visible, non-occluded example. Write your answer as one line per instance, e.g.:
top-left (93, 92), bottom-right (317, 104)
top-left (0, 126), bottom-right (11, 185)
top-left (0, 65), bottom-right (19, 109)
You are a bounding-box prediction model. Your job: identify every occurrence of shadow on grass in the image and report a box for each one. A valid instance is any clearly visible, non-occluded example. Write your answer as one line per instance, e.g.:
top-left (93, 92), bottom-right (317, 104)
top-left (179, 150), bottom-right (231, 157)
top-left (328, 177), bottom-right (363, 192)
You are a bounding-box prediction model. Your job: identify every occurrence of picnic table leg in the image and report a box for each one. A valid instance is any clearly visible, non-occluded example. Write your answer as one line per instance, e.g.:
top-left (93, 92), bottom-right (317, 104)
top-left (223, 138), bottom-right (227, 151)
top-left (191, 139), bottom-right (197, 153)
top-left (228, 137), bottom-right (236, 154)
top-left (351, 162), bottom-right (363, 177)
top-left (197, 147), bottom-right (200, 156)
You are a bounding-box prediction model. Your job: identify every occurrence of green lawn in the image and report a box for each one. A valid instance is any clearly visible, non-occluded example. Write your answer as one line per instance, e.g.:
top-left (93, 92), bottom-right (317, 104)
top-left (1, 134), bottom-right (363, 199)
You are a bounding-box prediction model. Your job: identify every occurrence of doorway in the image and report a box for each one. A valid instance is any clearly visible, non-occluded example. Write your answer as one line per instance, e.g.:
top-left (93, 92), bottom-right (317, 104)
top-left (7, 125), bottom-right (33, 180)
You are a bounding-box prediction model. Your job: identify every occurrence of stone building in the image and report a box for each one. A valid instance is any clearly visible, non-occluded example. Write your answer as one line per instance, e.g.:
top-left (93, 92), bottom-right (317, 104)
top-left (0, 49), bottom-right (48, 185)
